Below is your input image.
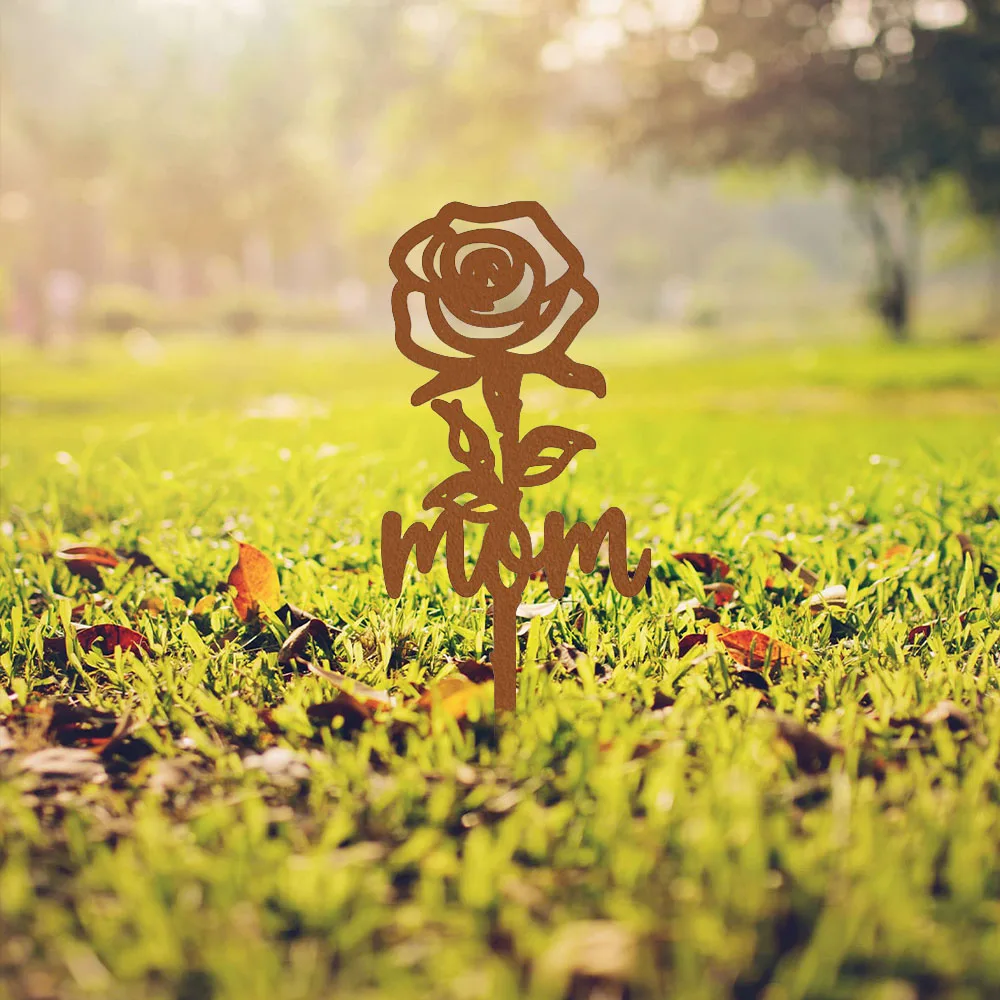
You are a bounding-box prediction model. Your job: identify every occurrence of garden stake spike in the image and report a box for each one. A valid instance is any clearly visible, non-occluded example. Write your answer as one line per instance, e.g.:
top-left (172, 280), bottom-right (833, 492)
top-left (381, 201), bottom-right (651, 716)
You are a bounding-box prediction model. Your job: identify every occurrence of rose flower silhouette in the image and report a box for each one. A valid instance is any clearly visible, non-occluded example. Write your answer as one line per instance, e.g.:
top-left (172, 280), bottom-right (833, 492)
top-left (382, 201), bottom-right (650, 717)
top-left (388, 201), bottom-right (606, 406)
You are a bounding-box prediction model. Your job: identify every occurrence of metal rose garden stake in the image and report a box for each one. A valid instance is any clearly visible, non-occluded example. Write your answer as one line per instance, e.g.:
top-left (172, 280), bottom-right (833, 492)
top-left (381, 201), bottom-right (651, 715)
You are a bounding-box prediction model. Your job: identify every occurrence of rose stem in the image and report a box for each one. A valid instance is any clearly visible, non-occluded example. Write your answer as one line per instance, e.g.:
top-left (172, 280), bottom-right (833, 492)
top-left (483, 367), bottom-right (525, 718)
top-left (491, 588), bottom-right (518, 715)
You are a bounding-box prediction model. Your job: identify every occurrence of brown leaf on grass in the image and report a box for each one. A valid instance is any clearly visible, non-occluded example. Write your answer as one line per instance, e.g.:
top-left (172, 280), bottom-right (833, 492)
top-left (14, 746), bottom-right (107, 783)
top-left (920, 700), bottom-right (973, 732)
top-left (534, 920), bottom-right (638, 998)
top-left (734, 669), bottom-right (770, 693)
top-left (76, 624), bottom-right (150, 655)
top-left (57, 545), bottom-right (119, 586)
top-left (517, 600), bottom-right (560, 619)
top-left (806, 585), bottom-right (848, 613)
top-left (139, 595), bottom-right (185, 616)
top-left (305, 662), bottom-right (394, 711)
top-left (278, 617), bottom-right (334, 667)
top-left (244, 746), bottom-right (311, 782)
top-left (651, 689), bottom-right (675, 710)
top-left (955, 532), bottom-right (976, 559)
top-left (705, 582), bottom-right (738, 607)
top-left (905, 609), bottom-right (972, 646)
top-left (718, 629), bottom-right (805, 671)
top-left (306, 692), bottom-right (372, 736)
top-left (950, 533), bottom-right (1000, 587)
top-left (905, 623), bottom-right (933, 645)
top-left (45, 624), bottom-right (150, 658)
top-left (69, 596), bottom-right (110, 619)
top-left (192, 594), bottom-right (217, 616)
top-left (120, 550), bottom-right (166, 575)
top-left (57, 545), bottom-right (119, 566)
top-left (45, 703), bottom-right (146, 760)
top-left (546, 642), bottom-right (599, 676)
top-left (672, 551), bottom-right (730, 579)
top-left (972, 503), bottom-right (999, 523)
top-left (415, 675), bottom-right (490, 720)
top-left (275, 602), bottom-right (318, 629)
top-left (677, 633), bottom-right (707, 657)
top-left (227, 542), bottom-right (281, 620)
top-left (454, 658), bottom-right (494, 683)
top-left (674, 598), bottom-right (720, 622)
top-left (46, 702), bottom-right (116, 746)
top-left (761, 711), bottom-right (842, 774)
top-left (775, 550), bottom-right (819, 590)
top-left (880, 543), bottom-right (912, 562)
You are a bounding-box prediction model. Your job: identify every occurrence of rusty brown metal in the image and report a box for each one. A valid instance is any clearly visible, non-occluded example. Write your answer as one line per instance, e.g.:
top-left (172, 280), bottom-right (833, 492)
top-left (381, 201), bottom-right (650, 715)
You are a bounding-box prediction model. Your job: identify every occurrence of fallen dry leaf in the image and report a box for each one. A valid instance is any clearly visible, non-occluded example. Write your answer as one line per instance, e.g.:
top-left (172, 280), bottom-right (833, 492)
top-left (415, 675), bottom-right (490, 721)
top-left (546, 642), bottom-right (609, 678)
top-left (227, 542), bottom-right (281, 620)
top-left (674, 598), bottom-right (720, 622)
top-left (45, 624), bottom-right (150, 658)
top-left (881, 543), bottom-right (912, 562)
top-left (516, 600), bottom-right (560, 619)
top-left (704, 582), bottom-right (738, 607)
top-left (905, 622), bottom-right (933, 645)
top-left (677, 633), bottom-right (707, 657)
top-left (955, 532), bottom-right (976, 559)
top-left (244, 746), bottom-right (311, 781)
top-left (192, 594), bottom-right (216, 616)
top-left (305, 662), bottom-right (394, 711)
top-left (718, 629), bottom-right (805, 671)
top-left (278, 617), bottom-right (334, 667)
top-left (306, 692), bottom-right (372, 736)
top-left (972, 503), bottom-right (999, 523)
top-left (920, 700), bottom-right (973, 732)
top-left (807, 584), bottom-right (848, 613)
top-left (139, 595), bottom-right (185, 616)
top-left (734, 669), bottom-right (770, 693)
top-left (57, 545), bottom-right (119, 586)
top-left (15, 746), bottom-right (107, 783)
top-left (905, 609), bottom-right (972, 646)
top-left (75, 624), bottom-right (150, 656)
top-left (534, 920), bottom-right (638, 997)
top-left (454, 658), bottom-right (494, 683)
top-left (762, 711), bottom-right (842, 774)
top-left (120, 550), bottom-right (165, 575)
top-left (651, 689), bottom-right (675, 710)
top-left (775, 550), bottom-right (819, 590)
top-left (673, 551), bottom-right (730, 579)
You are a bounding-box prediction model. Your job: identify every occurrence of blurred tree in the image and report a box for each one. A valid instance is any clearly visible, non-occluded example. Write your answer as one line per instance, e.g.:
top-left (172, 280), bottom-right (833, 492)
top-left (1, 0), bottom-right (335, 325)
top-left (0, 0), bottom-right (133, 341)
top-left (306, 0), bottom-right (586, 284)
top-left (550, 0), bottom-right (1000, 340)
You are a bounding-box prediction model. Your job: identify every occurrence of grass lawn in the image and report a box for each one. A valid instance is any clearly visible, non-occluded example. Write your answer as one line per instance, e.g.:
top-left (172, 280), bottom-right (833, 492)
top-left (2, 331), bottom-right (1000, 1000)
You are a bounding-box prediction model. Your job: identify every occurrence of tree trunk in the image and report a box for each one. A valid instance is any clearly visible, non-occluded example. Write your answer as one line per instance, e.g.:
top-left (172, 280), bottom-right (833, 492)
top-left (855, 186), bottom-right (915, 343)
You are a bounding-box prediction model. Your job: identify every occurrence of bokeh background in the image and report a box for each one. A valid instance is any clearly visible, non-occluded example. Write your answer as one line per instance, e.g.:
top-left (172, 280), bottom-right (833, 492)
top-left (1, 0), bottom-right (998, 350)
